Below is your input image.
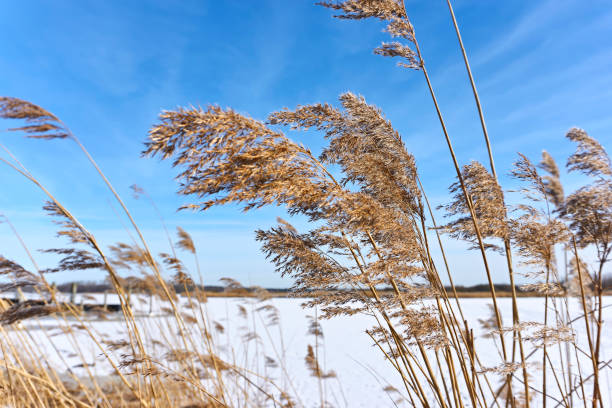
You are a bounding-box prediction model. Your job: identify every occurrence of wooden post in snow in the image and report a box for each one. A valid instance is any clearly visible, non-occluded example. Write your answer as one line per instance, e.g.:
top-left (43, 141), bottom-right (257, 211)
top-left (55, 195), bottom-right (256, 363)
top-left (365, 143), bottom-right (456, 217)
top-left (70, 282), bottom-right (77, 305)
top-left (17, 288), bottom-right (25, 303)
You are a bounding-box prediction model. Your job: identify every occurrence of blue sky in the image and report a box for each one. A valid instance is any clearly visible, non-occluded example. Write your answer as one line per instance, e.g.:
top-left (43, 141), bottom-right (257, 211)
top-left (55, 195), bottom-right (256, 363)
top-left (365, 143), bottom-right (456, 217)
top-left (1, 0), bottom-right (611, 287)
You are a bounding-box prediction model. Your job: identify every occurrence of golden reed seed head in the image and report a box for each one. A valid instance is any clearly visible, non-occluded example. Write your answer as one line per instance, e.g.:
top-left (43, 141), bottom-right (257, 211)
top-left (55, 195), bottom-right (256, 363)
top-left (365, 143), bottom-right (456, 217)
top-left (441, 160), bottom-right (507, 251)
top-left (566, 127), bottom-right (611, 178)
top-left (176, 226), bottom-right (196, 254)
top-left (0, 96), bottom-right (68, 139)
top-left (144, 94), bottom-right (428, 321)
top-left (317, 1), bottom-right (420, 70)
top-left (539, 150), bottom-right (564, 208)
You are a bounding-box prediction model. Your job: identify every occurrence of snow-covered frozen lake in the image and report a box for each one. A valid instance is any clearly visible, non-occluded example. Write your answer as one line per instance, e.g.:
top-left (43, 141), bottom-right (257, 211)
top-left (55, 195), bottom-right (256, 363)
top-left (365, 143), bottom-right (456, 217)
top-left (6, 295), bottom-right (611, 407)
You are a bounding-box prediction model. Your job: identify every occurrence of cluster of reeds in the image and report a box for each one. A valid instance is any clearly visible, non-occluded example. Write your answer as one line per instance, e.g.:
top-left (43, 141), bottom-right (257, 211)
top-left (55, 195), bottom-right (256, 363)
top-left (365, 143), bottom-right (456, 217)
top-left (0, 95), bottom-right (313, 406)
top-left (0, 0), bottom-right (610, 407)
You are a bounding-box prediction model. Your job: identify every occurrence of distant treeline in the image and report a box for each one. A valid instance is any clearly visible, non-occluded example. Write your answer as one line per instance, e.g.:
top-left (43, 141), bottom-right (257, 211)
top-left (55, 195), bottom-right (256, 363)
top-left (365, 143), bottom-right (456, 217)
top-left (18, 280), bottom-right (288, 294)
top-left (17, 278), bottom-right (612, 295)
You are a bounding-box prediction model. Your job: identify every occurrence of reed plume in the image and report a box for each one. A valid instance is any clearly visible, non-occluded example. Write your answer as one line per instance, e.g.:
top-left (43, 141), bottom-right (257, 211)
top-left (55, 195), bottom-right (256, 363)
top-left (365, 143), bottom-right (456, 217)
top-left (0, 97), bottom-right (68, 139)
top-left (440, 161), bottom-right (508, 252)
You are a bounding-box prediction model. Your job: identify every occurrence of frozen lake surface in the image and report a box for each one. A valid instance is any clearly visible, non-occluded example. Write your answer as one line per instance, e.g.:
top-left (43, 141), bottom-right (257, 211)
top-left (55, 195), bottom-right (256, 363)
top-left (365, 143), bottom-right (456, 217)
top-left (7, 295), bottom-right (612, 407)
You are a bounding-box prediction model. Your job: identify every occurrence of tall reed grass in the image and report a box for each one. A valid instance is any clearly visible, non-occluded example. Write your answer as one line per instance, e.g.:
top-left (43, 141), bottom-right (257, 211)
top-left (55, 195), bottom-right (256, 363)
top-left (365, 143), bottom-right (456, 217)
top-left (0, 1), bottom-right (610, 407)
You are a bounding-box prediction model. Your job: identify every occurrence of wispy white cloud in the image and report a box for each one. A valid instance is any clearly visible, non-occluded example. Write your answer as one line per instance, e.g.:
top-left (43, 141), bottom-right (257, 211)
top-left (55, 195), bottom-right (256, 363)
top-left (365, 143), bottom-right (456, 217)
top-left (472, 0), bottom-right (561, 67)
